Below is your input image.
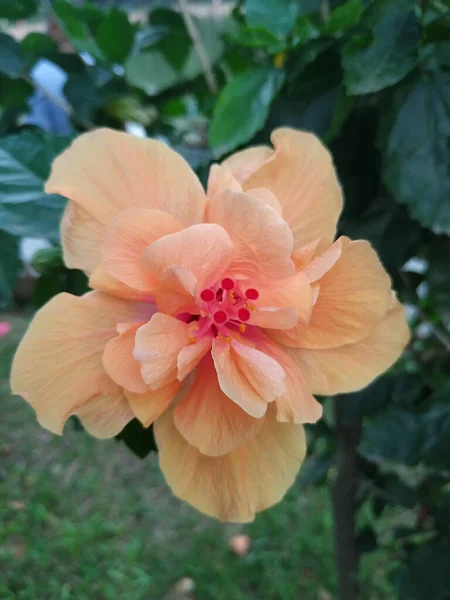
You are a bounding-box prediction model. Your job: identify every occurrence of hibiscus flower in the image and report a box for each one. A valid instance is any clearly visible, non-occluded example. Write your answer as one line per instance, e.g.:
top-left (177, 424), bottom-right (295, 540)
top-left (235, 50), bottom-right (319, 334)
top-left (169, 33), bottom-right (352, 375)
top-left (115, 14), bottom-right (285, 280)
top-left (11, 128), bottom-right (409, 522)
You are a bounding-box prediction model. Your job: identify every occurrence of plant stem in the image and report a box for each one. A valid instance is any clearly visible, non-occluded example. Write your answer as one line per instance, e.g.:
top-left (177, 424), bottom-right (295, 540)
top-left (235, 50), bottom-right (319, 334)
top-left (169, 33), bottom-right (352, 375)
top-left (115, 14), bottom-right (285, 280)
top-left (332, 401), bottom-right (362, 600)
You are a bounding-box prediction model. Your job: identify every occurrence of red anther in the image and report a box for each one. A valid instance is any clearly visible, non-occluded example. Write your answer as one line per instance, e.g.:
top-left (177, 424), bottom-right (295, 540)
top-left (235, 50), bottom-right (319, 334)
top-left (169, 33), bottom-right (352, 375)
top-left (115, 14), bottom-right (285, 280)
top-left (222, 277), bottom-right (234, 290)
top-left (200, 288), bottom-right (215, 302)
top-left (238, 308), bottom-right (251, 322)
top-left (245, 288), bottom-right (259, 300)
top-left (213, 310), bottom-right (228, 324)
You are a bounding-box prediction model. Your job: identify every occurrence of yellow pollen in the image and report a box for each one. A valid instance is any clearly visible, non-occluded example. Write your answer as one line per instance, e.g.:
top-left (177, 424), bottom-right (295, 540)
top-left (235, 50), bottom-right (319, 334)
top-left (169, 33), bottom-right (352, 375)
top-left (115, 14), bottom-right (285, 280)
top-left (218, 335), bottom-right (232, 344)
top-left (188, 335), bottom-right (197, 344)
top-left (248, 304), bottom-right (256, 312)
top-left (239, 323), bottom-right (247, 333)
top-left (229, 290), bottom-right (237, 304)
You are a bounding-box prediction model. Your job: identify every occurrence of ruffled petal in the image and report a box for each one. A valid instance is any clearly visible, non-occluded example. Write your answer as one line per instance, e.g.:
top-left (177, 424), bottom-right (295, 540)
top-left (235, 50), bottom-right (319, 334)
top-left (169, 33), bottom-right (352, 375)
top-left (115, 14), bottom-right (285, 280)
top-left (126, 381), bottom-right (180, 427)
top-left (209, 189), bottom-right (294, 280)
top-left (10, 292), bottom-right (149, 436)
top-left (174, 355), bottom-right (262, 456)
top-left (252, 271), bottom-right (312, 333)
top-left (177, 334), bottom-right (213, 381)
top-left (211, 339), bottom-right (285, 418)
top-left (289, 298), bottom-right (410, 395)
top-left (292, 239), bottom-right (392, 349)
top-left (221, 145), bottom-right (274, 184)
top-left (256, 335), bottom-right (322, 424)
top-left (89, 265), bottom-right (154, 302)
top-left (134, 313), bottom-right (189, 390)
top-left (47, 129), bottom-right (206, 274)
top-left (155, 408), bottom-right (306, 522)
top-left (243, 128), bottom-right (342, 252)
top-left (103, 208), bottom-right (183, 291)
top-left (142, 223), bottom-right (233, 290)
top-left (302, 237), bottom-right (343, 283)
top-left (103, 324), bottom-right (148, 394)
top-left (75, 391), bottom-right (134, 438)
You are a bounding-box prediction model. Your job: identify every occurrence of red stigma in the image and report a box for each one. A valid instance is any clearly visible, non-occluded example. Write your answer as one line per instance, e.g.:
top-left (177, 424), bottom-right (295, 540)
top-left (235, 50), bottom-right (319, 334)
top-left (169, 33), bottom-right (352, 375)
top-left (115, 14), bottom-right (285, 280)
top-left (238, 308), bottom-right (251, 322)
top-left (222, 277), bottom-right (234, 290)
top-left (200, 288), bottom-right (215, 302)
top-left (245, 288), bottom-right (259, 300)
top-left (213, 310), bottom-right (228, 324)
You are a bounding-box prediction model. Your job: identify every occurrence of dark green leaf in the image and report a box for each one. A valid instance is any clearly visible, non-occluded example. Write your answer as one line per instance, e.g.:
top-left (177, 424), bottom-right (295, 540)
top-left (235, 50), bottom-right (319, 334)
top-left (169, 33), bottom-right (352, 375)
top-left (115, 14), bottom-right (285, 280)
top-left (227, 25), bottom-right (285, 53)
top-left (324, 0), bottom-right (363, 35)
top-left (325, 86), bottom-right (355, 142)
top-left (116, 419), bottom-right (157, 459)
top-left (299, 455), bottom-right (333, 486)
top-left (379, 73), bottom-right (450, 235)
top-left (427, 236), bottom-right (450, 329)
top-left (342, 0), bottom-right (420, 95)
top-left (0, 75), bottom-right (33, 109)
top-left (0, 33), bottom-right (26, 78)
top-left (150, 8), bottom-right (191, 71)
top-left (21, 33), bottom-right (58, 67)
top-left (244, 0), bottom-right (298, 38)
top-left (0, 230), bottom-right (21, 308)
top-left (209, 67), bottom-right (285, 157)
top-left (360, 407), bottom-right (425, 466)
top-left (0, 131), bottom-right (72, 240)
top-left (0, 0), bottom-right (37, 20)
top-left (396, 540), bottom-right (450, 600)
top-left (356, 526), bottom-right (377, 554)
top-left (338, 376), bottom-right (394, 424)
top-left (33, 273), bottom-right (67, 308)
top-left (97, 7), bottom-right (135, 64)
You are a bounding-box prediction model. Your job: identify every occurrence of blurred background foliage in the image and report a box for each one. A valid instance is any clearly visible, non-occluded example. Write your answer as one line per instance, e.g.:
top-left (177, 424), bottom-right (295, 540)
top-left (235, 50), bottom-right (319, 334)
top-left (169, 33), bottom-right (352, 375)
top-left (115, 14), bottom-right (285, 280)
top-left (1, 0), bottom-right (450, 599)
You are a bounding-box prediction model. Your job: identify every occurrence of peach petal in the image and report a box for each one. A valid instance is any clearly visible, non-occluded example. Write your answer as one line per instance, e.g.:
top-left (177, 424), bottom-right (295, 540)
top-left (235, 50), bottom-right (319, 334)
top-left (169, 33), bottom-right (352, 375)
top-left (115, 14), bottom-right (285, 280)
top-left (290, 299), bottom-right (410, 395)
top-left (10, 292), bottom-right (148, 436)
top-left (174, 355), bottom-right (262, 456)
top-left (177, 334), bottom-right (213, 381)
top-left (245, 187), bottom-right (283, 214)
top-left (155, 408), bottom-right (306, 522)
top-left (244, 128), bottom-right (343, 252)
top-left (206, 164), bottom-right (242, 200)
top-left (89, 265), bottom-right (155, 302)
top-left (291, 239), bottom-right (321, 271)
top-left (142, 223), bottom-right (233, 290)
top-left (298, 239), bottom-right (393, 349)
top-left (211, 339), bottom-right (285, 418)
top-left (254, 271), bottom-right (313, 333)
top-left (221, 145), bottom-right (274, 184)
top-left (151, 265), bottom-right (199, 316)
top-left (103, 324), bottom-right (147, 394)
top-left (209, 190), bottom-right (294, 280)
top-left (47, 129), bottom-right (206, 277)
top-left (103, 208), bottom-right (183, 291)
top-left (134, 313), bottom-right (189, 390)
top-left (257, 335), bottom-right (322, 424)
top-left (301, 237), bottom-right (343, 283)
top-left (75, 390), bottom-right (134, 438)
top-left (126, 381), bottom-right (180, 427)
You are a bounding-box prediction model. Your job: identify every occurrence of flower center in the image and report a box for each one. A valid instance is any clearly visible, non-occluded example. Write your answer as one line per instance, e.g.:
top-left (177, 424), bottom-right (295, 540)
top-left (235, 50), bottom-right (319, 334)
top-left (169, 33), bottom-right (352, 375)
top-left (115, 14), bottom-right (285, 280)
top-left (186, 277), bottom-right (260, 343)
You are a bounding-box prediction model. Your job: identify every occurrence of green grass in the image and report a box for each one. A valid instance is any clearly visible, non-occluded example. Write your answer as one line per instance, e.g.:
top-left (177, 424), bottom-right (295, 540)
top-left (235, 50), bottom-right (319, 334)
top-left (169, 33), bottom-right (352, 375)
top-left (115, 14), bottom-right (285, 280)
top-left (0, 315), bottom-right (396, 600)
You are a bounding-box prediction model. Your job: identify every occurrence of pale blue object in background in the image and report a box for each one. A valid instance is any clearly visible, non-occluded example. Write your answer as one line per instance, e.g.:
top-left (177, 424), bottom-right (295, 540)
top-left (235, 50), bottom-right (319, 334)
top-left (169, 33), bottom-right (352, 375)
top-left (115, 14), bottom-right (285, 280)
top-left (25, 59), bottom-right (73, 135)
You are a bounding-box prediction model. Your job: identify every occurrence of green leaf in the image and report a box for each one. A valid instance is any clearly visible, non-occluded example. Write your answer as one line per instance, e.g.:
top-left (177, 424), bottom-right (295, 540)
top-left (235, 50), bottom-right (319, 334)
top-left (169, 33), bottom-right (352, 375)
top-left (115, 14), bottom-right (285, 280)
top-left (324, 0), bottom-right (363, 35)
top-left (427, 236), bottom-right (450, 329)
top-left (342, 0), bottom-right (420, 95)
top-left (97, 7), bottom-right (135, 64)
top-left (244, 0), bottom-right (298, 38)
top-left (31, 247), bottom-right (64, 275)
top-left (325, 86), bottom-right (355, 142)
top-left (126, 15), bottom-right (224, 95)
top-left (21, 33), bottom-right (59, 68)
top-left (379, 73), bottom-right (450, 235)
top-left (0, 131), bottom-right (72, 241)
top-left (150, 8), bottom-right (191, 71)
top-left (0, 0), bottom-right (37, 20)
top-left (0, 75), bottom-right (33, 109)
top-left (360, 407), bottom-right (425, 466)
top-left (116, 419), bottom-right (157, 458)
top-left (396, 540), bottom-right (450, 600)
top-left (209, 67), bottom-right (285, 158)
top-left (338, 376), bottom-right (394, 424)
top-left (0, 33), bottom-right (26, 78)
top-left (52, 0), bottom-right (103, 59)
top-left (227, 25), bottom-right (285, 53)
top-left (0, 230), bottom-right (21, 308)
